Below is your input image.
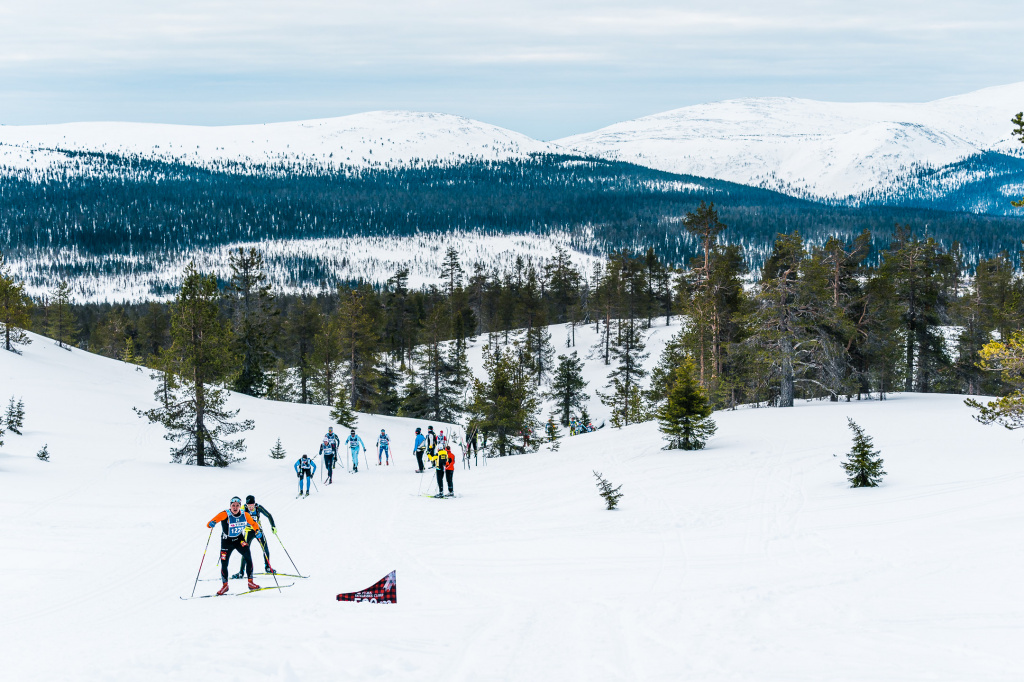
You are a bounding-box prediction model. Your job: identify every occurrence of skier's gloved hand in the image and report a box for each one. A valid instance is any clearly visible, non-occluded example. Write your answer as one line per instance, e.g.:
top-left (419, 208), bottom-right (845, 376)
top-left (272, 527), bottom-right (278, 535)
top-left (207, 521), bottom-right (216, 528)
top-left (255, 531), bottom-right (263, 540)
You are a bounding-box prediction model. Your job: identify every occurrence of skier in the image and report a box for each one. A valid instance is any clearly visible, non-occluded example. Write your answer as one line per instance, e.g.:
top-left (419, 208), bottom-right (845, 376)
top-left (424, 425), bottom-right (438, 467)
top-left (319, 436), bottom-right (338, 483)
top-left (569, 417), bottom-right (578, 436)
top-left (345, 428), bottom-right (366, 472)
top-left (295, 454), bottom-right (316, 496)
top-left (207, 496), bottom-right (262, 595)
top-left (231, 494), bottom-right (277, 579)
top-left (430, 443), bottom-right (455, 497)
top-left (376, 429), bottom-right (390, 465)
top-left (438, 429), bottom-right (449, 449)
top-left (413, 427), bottom-right (426, 472)
top-left (467, 426), bottom-right (478, 460)
top-left (325, 426), bottom-right (340, 451)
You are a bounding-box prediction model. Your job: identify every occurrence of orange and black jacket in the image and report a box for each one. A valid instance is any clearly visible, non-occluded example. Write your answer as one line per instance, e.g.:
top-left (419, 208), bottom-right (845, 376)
top-left (208, 509), bottom-right (261, 541)
top-left (432, 448), bottom-right (455, 471)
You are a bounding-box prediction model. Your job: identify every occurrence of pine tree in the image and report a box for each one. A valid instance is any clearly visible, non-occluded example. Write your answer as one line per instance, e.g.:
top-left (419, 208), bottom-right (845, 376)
top-left (545, 416), bottom-right (561, 442)
top-left (545, 352), bottom-right (588, 426)
top-left (311, 314), bottom-right (343, 406)
top-left (598, 316), bottom-right (650, 428)
top-left (840, 418), bottom-right (886, 487)
top-left (467, 344), bottom-right (540, 457)
top-left (120, 336), bottom-right (141, 366)
top-left (286, 297), bottom-right (322, 404)
top-left (330, 390), bottom-right (358, 428)
top-left (136, 262), bottom-right (252, 467)
top-left (227, 248), bottom-right (276, 397)
top-left (5, 397), bottom-right (25, 435)
top-left (48, 280), bottom-right (78, 350)
top-left (398, 371), bottom-right (431, 418)
top-left (337, 287), bottom-right (382, 412)
top-left (593, 471), bottom-right (623, 510)
top-left (263, 359), bottom-right (295, 402)
top-left (269, 438), bottom-right (287, 460)
top-left (966, 331), bottom-right (1024, 430)
top-left (416, 305), bottom-right (462, 422)
top-left (658, 359), bottom-right (717, 450)
top-left (0, 251), bottom-right (32, 353)
top-left (36, 444), bottom-right (50, 462)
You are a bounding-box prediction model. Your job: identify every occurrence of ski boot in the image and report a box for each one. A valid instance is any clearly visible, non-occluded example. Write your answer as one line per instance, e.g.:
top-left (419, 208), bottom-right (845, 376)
top-left (434, 492), bottom-right (444, 498)
top-left (354, 465), bottom-right (358, 472)
top-left (231, 570), bottom-right (245, 580)
top-left (264, 563), bottom-right (276, 574)
top-left (247, 579), bottom-right (261, 591)
top-left (216, 582), bottom-right (230, 596)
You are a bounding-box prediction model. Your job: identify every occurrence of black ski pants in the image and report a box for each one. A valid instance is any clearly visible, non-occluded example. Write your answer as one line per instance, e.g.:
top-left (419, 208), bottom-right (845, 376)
top-left (220, 536), bottom-right (254, 582)
top-left (436, 468), bottom-right (453, 494)
top-left (415, 447), bottom-right (426, 472)
top-left (324, 455), bottom-right (336, 481)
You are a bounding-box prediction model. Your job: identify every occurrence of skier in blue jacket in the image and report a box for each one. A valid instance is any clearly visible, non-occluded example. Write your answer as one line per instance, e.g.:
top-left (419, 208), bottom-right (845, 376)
top-left (294, 454), bottom-right (316, 497)
top-left (345, 429), bottom-right (367, 472)
top-left (412, 427), bottom-right (426, 472)
top-left (376, 429), bottom-right (391, 465)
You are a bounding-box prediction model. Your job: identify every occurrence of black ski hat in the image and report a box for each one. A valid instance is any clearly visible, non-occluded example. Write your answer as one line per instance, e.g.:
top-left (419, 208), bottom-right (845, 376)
top-left (415, 427), bottom-right (421, 434)
top-left (428, 425), bottom-right (434, 431)
top-left (245, 495), bottom-right (256, 505)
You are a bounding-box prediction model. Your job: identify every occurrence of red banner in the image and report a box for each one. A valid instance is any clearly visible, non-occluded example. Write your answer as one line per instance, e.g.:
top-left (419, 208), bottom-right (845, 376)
top-left (337, 570), bottom-right (397, 603)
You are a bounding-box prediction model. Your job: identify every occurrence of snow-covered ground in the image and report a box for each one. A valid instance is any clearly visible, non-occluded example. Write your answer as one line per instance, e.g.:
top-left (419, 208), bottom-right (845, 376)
top-left (3, 331), bottom-right (1024, 681)
top-left (9, 231), bottom-right (603, 303)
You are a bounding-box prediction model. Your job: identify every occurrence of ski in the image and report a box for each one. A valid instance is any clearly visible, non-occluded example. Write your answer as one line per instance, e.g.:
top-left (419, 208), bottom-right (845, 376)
top-left (254, 572), bottom-right (309, 579)
top-left (419, 493), bottom-right (461, 499)
top-left (184, 582), bottom-right (294, 598)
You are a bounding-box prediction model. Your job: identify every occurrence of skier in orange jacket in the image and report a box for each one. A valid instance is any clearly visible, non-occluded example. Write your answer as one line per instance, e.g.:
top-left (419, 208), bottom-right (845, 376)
top-left (207, 496), bottom-right (263, 594)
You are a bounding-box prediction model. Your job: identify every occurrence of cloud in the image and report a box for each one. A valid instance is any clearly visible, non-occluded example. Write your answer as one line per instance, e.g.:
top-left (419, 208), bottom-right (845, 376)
top-left (0, 0), bottom-right (1020, 139)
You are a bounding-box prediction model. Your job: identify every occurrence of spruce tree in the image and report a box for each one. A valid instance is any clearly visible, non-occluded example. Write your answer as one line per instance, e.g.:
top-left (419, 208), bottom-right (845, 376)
top-left (545, 416), bottom-right (561, 442)
top-left (269, 438), bottom-right (287, 460)
top-left (330, 391), bottom-right (358, 429)
top-left (137, 262), bottom-right (252, 467)
top-left (546, 352), bottom-right (588, 426)
top-left (593, 471), bottom-right (623, 510)
top-left (0, 251), bottom-right (33, 353)
top-left (467, 344), bottom-right (540, 457)
top-left (48, 280), bottom-right (78, 350)
top-left (36, 444), bottom-right (50, 462)
top-left (658, 359), bottom-right (717, 450)
top-left (598, 316), bottom-right (650, 428)
top-left (263, 359), bottom-right (295, 402)
top-left (5, 397), bottom-right (24, 435)
top-left (311, 314), bottom-right (343, 406)
top-left (227, 248), bottom-right (276, 397)
top-left (121, 336), bottom-right (141, 366)
top-left (416, 305), bottom-right (462, 422)
top-left (840, 418), bottom-right (886, 487)
top-left (337, 287), bottom-right (382, 412)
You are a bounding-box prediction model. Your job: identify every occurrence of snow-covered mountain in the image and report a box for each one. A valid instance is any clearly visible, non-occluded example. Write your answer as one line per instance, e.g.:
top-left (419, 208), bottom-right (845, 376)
top-left (0, 110), bottom-right (555, 172)
top-left (556, 82), bottom-right (1024, 201)
top-left (3, 82), bottom-right (1023, 206)
top-left (4, 329), bottom-right (1024, 680)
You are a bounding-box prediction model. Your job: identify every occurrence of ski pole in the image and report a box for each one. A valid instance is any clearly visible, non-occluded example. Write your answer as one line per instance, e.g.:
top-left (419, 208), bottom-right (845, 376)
top-left (274, 530), bottom-right (303, 576)
top-left (311, 479), bottom-right (319, 493)
top-left (258, 540), bottom-right (282, 591)
top-left (190, 526), bottom-right (214, 598)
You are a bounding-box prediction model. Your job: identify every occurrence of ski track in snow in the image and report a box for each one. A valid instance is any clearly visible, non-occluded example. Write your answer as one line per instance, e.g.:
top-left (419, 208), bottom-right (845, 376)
top-left (3, 330), bottom-right (1024, 680)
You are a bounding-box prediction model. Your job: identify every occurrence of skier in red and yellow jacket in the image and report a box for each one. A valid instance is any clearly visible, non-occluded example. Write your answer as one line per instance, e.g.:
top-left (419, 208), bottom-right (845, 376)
top-left (430, 446), bottom-right (455, 498)
top-left (207, 496), bottom-right (263, 594)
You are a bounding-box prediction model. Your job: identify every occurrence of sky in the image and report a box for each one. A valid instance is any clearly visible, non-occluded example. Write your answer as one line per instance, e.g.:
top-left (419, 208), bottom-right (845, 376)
top-left (0, 0), bottom-right (1021, 140)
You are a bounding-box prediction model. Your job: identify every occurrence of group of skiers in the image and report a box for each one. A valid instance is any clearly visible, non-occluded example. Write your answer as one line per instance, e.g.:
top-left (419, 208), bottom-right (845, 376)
top-left (569, 417), bottom-right (597, 436)
top-left (412, 425), bottom-right (455, 497)
top-left (203, 423), bottom-right (463, 596)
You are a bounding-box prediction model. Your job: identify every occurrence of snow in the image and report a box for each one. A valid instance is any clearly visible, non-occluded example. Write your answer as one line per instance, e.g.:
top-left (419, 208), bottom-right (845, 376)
top-left (3, 330), bottom-right (1024, 681)
top-left (557, 82), bottom-right (1024, 200)
top-left (8, 231), bottom-right (603, 303)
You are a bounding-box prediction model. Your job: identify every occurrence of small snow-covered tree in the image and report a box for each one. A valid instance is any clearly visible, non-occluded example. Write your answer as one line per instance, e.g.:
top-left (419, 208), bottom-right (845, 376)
top-left (36, 444), bottom-right (50, 462)
top-left (593, 470), bottom-right (623, 510)
top-left (5, 397), bottom-right (25, 435)
top-left (658, 359), bottom-right (717, 450)
top-left (330, 388), bottom-right (358, 429)
top-left (269, 438), bottom-right (287, 460)
top-left (840, 418), bottom-right (886, 488)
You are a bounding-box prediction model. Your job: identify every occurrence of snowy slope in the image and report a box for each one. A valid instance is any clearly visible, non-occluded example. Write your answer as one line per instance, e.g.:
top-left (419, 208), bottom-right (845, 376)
top-left (6, 327), bottom-right (1024, 680)
top-left (0, 111), bottom-right (555, 172)
top-left (557, 82), bottom-right (1024, 200)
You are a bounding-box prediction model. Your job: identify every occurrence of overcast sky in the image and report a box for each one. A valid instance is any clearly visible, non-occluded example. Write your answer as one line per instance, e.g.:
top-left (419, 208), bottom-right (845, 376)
top-left (0, 0), bottom-right (1020, 139)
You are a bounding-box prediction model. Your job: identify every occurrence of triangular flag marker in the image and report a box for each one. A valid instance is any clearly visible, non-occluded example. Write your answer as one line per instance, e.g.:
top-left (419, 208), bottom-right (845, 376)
top-left (337, 570), bottom-right (397, 603)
